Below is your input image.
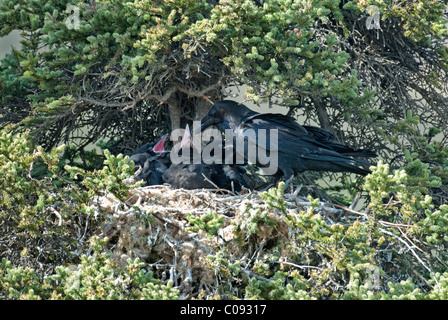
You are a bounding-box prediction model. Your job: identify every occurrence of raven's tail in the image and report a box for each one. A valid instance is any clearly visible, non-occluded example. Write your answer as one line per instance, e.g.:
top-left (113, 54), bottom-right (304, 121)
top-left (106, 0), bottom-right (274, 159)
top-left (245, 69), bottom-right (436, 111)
top-left (302, 126), bottom-right (378, 159)
top-left (304, 154), bottom-right (373, 175)
top-left (335, 160), bottom-right (372, 175)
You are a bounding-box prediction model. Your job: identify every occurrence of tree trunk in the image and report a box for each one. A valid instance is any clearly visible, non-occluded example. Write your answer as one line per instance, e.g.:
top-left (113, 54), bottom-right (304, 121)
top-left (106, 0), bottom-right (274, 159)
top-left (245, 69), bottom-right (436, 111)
top-left (168, 98), bottom-right (181, 132)
top-left (194, 96), bottom-right (214, 122)
top-left (314, 97), bottom-right (333, 134)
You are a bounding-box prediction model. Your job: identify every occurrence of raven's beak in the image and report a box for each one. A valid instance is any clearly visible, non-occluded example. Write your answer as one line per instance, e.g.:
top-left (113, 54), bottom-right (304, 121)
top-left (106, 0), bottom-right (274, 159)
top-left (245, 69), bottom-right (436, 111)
top-left (152, 134), bottom-right (167, 153)
top-left (180, 124), bottom-right (194, 148)
top-left (196, 117), bottom-right (216, 134)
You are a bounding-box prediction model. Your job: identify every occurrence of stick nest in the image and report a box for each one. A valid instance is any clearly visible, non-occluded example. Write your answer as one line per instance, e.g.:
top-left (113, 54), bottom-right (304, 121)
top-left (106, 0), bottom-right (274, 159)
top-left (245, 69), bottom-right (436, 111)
top-left (90, 184), bottom-right (341, 298)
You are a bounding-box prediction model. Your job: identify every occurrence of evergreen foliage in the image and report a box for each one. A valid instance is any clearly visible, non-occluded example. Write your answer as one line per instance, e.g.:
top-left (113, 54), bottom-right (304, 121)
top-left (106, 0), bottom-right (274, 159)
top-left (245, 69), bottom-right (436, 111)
top-left (1, 0), bottom-right (448, 300)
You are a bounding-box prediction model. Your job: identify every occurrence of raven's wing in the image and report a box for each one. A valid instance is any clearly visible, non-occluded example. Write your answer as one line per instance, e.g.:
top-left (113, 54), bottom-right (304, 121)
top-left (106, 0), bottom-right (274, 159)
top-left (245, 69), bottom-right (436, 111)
top-left (302, 125), bottom-right (335, 142)
top-left (242, 113), bottom-right (309, 136)
top-left (240, 113), bottom-right (335, 154)
top-left (243, 113), bottom-right (376, 158)
top-left (238, 113), bottom-right (371, 174)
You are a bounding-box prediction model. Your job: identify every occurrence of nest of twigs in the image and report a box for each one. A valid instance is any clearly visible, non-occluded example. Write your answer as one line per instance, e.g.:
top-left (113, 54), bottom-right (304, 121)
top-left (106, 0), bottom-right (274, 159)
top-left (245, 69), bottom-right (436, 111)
top-left (90, 183), bottom-right (346, 298)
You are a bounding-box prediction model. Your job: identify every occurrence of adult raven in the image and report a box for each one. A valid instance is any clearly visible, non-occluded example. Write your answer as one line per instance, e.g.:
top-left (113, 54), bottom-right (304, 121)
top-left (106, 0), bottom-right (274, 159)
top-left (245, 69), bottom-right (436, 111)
top-left (199, 100), bottom-right (376, 188)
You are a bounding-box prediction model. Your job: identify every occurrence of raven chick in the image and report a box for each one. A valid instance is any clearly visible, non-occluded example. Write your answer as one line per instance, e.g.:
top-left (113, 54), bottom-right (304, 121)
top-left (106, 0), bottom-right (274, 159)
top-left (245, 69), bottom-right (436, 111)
top-left (162, 124), bottom-right (247, 191)
top-left (127, 135), bottom-right (170, 186)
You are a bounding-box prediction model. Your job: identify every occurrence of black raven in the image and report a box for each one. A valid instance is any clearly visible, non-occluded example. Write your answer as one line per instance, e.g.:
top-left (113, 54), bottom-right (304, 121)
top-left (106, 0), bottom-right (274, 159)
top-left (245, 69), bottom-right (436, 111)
top-left (199, 100), bottom-right (376, 187)
top-left (125, 134), bottom-right (168, 158)
top-left (126, 135), bottom-right (170, 186)
top-left (162, 125), bottom-right (247, 191)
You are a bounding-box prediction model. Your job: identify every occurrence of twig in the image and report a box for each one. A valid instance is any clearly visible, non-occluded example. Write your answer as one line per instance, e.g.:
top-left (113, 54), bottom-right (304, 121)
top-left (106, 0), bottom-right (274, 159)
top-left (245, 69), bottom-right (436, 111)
top-left (163, 236), bottom-right (181, 287)
top-left (240, 267), bottom-right (273, 282)
top-left (349, 192), bottom-right (361, 210)
top-left (378, 227), bottom-right (438, 286)
top-left (201, 173), bottom-right (236, 195)
top-left (48, 207), bottom-right (63, 227)
top-left (79, 96), bottom-right (135, 108)
top-left (326, 203), bottom-right (420, 229)
top-left (272, 260), bottom-right (323, 271)
top-left (152, 212), bottom-right (184, 231)
top-left (397, 227), bottom-right (425, 253)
